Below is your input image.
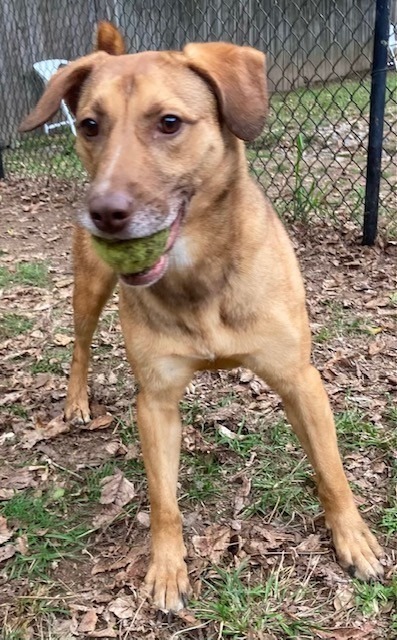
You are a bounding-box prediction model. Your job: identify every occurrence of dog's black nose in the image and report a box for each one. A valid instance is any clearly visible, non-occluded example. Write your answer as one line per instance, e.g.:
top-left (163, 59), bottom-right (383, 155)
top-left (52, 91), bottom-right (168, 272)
top-left (89, 192), bottom-right (132, 234)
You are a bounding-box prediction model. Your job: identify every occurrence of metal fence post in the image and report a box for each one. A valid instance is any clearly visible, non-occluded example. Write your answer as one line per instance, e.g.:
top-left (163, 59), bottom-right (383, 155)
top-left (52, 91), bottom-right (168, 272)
top-left (362, 0), bottom-right (391, 245)
top-left (0, 141), bottom-right (5, 179)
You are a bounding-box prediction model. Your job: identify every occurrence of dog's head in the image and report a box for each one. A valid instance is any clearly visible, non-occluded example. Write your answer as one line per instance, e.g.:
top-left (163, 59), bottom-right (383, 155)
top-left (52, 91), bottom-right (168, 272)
top-left (20, 22), bottom-right (268, 284)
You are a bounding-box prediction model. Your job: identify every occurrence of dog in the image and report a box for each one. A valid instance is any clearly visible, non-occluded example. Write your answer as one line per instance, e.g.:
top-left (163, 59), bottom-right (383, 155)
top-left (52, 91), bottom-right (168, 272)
top-left (20, 21), bottom-right (384, 611)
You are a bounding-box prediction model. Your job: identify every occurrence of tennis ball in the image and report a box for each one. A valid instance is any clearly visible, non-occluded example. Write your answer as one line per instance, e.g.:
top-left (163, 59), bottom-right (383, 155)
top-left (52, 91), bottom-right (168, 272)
top-left (91, 228), bottom-right (169, 273)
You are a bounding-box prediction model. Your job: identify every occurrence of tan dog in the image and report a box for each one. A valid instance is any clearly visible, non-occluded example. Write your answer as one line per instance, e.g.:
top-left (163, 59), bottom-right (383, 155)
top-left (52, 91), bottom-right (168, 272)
top-left (20, 22), bottom-right (383, 611)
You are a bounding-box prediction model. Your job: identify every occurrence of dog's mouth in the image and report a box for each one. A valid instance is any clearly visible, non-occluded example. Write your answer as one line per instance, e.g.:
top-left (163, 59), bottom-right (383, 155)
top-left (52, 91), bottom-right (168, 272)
top-left (119, 205), bottom-right (184, 287)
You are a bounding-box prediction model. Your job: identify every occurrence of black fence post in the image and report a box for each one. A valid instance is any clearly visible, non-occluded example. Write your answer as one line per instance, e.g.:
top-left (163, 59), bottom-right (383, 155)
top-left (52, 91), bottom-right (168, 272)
top-left (0, 141), bottom-right (5, 180)
top-left (362, 0), bottom-right (391, 245)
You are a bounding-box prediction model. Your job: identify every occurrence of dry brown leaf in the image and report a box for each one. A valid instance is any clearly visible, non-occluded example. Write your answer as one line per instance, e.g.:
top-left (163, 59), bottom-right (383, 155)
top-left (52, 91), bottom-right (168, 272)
top-left (54, 333), bottom-right (74, 346)
top-left (104, 440), bottom-right (127, 456)
top-left (0, 516), bottom-right (13, 544)
top-left (333, 585), bottom-right (355, 611)
top-left (23, 414), bottom-right (70, 448)
top-left (295, 533), bottom-right (323, 553)
top-left (0, 489), bottom-right (14, 501)
top-left (15, 535), bottom-right (29, 555)
top-left (0, 543), bottom-right (16, 563)
top-left (0, 467), bottom-right (38, 492)
top-left (368, 339), bottom-right (386, 356)
top-left (218, 424), bottom-right (243, 440)
top-left (192, 524), bottom-right (230, 564)
top-left (108, 596), bottom-right (135, 619)
top-left (78, 608), bottom-right (98, 633)
top-left (88, 414), bottom-right (114, 431)
top-left (317, 623), bottom-right (376, 639)
top-left (136, 511), bottom-right (150, 528)
top-left (92, 504), bottom-right (122, 528)
top-left (99, 468), bottom-right (135, 507)
top-left (38, 414), bottom-right (71, 437)
top-left (87, 628), bottom-right (117, 638)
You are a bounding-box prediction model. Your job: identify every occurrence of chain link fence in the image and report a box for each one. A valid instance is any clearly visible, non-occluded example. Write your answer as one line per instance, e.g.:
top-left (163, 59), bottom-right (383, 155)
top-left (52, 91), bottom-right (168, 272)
top-left (1, 0), bottom-right (396, 232)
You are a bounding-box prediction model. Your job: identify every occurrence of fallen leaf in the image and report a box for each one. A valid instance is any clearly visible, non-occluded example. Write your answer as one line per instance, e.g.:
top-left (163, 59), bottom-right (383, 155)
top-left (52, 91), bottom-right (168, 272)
top-left (108, 596), bottom-right (135, 619)
top-left (0, 544), bottom-right (16, 563)
top-left (104, 441), bottom-right (127, 456)
top-left (0, 489), bottom-right (14, 501)
top-left (80, 414), bottom-right (114, 431)
top-left (317, 622), bottom-right (376, 639)
top-left (92, 504), bottom-right (123, 528)
top-left (99, 469), bottom-right (135, 507)
top-left (22, 414), bottom-right (70, 448)
top-left (136, 511), bottom-right (150, 528)
top-left (368, 339), bottom-right (385, 356)
top-left (295, 534), bottom-right (323, 553)
top-left (333, 585), bottom-right (354, 611)
top-left (0, 467), bottom-right (38, 492)
top-left (54, 333), bottom-right (74, 346)
top-left (0, 516), bottom-right (13, 544)
top-left (87, 629), bottom-right (117, 638)
top-left (218, 424), bottom-right (243, 440)
top-left (15, 535), bottom-right (29, 555)
top-left (78, 608), bottom-right (98, 633)
top-left (192, 524), bottom-right (230, 563)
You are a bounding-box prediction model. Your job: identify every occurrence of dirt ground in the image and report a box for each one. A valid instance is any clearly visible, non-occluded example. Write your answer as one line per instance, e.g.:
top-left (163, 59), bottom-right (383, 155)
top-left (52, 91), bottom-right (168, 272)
top-left (0, 177), bottom-right (396, 639)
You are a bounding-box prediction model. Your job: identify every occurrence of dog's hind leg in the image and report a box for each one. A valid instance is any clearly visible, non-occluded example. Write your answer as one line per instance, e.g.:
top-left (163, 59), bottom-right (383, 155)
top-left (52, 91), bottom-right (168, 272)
top-left (247, 352), bottom-right (384, 582)
top-left (65, 227), bottom-right (117, 423)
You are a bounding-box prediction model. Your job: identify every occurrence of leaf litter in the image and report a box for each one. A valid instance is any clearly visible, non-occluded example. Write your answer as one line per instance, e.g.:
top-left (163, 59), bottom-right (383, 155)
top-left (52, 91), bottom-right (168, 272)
top-left (0, 177), bottom-right (396, 638)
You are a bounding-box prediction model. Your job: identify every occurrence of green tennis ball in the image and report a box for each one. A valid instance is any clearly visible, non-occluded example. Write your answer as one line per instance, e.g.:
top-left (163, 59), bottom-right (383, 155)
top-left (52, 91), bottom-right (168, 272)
top-left (91, 228), bottom-right (169, 273)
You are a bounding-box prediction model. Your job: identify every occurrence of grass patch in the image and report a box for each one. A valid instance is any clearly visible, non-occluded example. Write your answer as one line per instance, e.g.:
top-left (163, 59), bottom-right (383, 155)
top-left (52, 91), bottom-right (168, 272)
top-left (206, 417), bottom-right (318, 519)
top-left (6, 131), bottom-right (84, 179)
top-left (193, 563), bottom-right (319, 638)
top-left (30, 347), bottom-right (72, 375)
top-left (354, 577), bottom-right (397, 618)
top-left (336, 409), bottom-right (397, 451)
top-left (3, 404), bottom-right (29, 419)
top-left (0, 313), bottom-right (34, 339)
top-left (318, 301), bottom-right (372, 337)
top-left (182, 454), bottom-right (223, 503)
top-left (0, 261), bottom-right (49, 289)
top-left (1, 489), bottom-right (91, 580)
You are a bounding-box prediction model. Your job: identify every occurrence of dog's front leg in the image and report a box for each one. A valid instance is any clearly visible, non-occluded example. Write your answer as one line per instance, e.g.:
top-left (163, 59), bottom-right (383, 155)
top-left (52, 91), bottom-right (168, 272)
top-left (136, 384), bottom-right (191, 611)
top-left (65, 227), bottom-right (116, 423)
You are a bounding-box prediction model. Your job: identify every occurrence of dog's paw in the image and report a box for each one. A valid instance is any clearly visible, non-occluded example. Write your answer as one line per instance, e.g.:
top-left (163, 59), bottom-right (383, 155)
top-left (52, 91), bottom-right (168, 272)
top-left (64, 397), bottom-right (91, 424)
top-left (144, 556), bottom-right (191, 611)
top-left (329, 512), bottom-right (384, 581)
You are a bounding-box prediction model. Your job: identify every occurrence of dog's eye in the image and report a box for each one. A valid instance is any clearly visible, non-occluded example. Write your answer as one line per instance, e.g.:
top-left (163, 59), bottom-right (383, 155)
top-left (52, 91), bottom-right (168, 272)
top-left (158, 115), bottom-right (181, 135)
top-left (80, 118), bottom-right (99, 137)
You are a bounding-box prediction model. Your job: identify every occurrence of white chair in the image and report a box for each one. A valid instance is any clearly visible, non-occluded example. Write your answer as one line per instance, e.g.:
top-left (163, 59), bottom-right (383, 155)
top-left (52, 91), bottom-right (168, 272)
top-left (388, 24), bottom-right (397, 70)
top-left (33, 59), bottom-right (76, 135)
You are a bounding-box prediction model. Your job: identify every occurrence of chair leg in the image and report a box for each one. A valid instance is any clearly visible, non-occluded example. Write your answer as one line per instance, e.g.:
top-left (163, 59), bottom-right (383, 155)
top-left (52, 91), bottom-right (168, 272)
top-left (61, 100), bottom-right (77, 136)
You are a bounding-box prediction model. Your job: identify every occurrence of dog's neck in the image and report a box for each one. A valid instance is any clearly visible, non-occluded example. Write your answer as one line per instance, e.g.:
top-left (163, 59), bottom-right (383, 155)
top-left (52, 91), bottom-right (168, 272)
top-left (147, 137), bottom-right (264, 309)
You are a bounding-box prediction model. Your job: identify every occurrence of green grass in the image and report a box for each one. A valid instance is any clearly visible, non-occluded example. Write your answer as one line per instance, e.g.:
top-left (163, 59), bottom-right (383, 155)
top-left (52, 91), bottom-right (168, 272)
top-left (29, 347), bottom-right (72, 375)
top-left (3, 404), bottom-right (29, 419)
top-left (182, 454), bottom-right (223, 503)
top-left (336, 409), bottom-right (397, 452)
top-left (193, 564), bottom-right (318, 638)
top-left (0, 261), bottom-right (49, 289)
top-left (6, 131), bottom-right (84, 179)
top-left (317, 300), bottom-right (374, 339)
top-left (0, 313), bottom-right (34, 339)
top-left (354, 577), bottom-right (397, 618)
top-left (1, 489), bottom-right (91, 580)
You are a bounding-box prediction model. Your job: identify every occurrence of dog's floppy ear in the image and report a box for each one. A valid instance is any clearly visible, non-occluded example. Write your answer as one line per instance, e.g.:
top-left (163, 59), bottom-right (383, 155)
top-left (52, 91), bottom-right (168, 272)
top-left (183, 42), bottom-right (267, 142)
top-left (19, 53), bottom-right (106, 133)
top-left (95, 21), bottom-right (126, 55)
